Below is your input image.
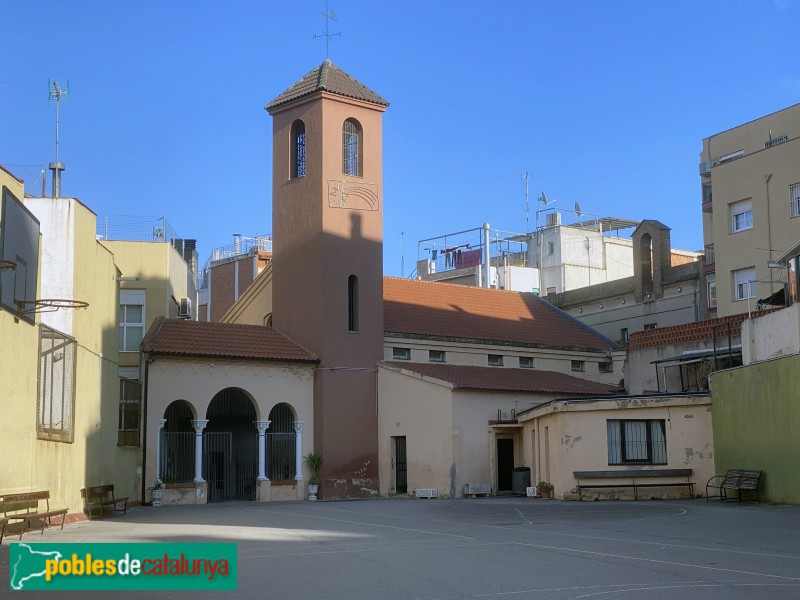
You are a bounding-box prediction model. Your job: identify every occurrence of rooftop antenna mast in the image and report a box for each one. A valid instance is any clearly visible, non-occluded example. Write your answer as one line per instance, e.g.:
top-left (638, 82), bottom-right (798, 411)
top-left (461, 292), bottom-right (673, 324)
top-left (313, 1), bottom-right (341, 59)
top-left (521, 172), bottom-right (531, 235)
top-left (48, 79), bottom-right (69, 198)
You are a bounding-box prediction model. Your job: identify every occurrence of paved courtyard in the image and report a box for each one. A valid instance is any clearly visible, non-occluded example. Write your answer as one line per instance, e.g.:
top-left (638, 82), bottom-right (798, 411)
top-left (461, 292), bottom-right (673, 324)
top-left (2, 496), bottom-right (800, 599)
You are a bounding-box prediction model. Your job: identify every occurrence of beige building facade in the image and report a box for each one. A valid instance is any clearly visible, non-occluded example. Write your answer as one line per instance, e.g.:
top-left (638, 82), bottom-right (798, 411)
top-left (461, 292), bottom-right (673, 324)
top-left (515, 394), bottom-right (714, 500)
top-left (1, 168), bottom-right (141, 515)
top-left (700, 103), bottom-right (800, 317)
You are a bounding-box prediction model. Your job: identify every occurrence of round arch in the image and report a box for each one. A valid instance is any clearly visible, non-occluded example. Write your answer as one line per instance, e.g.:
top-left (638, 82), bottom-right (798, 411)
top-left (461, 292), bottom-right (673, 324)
top-left (204, 388), bottom-right (259, 502)
top-left (160, 400), bottom-right (196, 483)
top-left (267, 402), bottom-right (298, 480)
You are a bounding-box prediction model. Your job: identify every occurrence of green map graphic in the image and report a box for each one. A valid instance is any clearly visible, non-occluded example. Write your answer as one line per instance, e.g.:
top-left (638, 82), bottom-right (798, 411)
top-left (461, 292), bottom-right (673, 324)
top-left (10, 543), bottom-right (63, 590)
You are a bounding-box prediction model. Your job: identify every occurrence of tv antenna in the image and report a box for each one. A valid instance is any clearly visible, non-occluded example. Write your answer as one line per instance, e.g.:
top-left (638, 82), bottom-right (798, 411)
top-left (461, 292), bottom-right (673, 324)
top-left (521, 172), bottom-right (531, 235)
top-left (48, 79), bottom-right (69, 198)
top-left (535, 190), bottom-right (556, 254)
top-left (313, 1), bottom-right (341, 59)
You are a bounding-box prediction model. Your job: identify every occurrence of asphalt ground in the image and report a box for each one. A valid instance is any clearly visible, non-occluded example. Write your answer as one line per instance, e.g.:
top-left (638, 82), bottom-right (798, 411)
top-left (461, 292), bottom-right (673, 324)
top-left (2, 496), bottom-right (800, 599)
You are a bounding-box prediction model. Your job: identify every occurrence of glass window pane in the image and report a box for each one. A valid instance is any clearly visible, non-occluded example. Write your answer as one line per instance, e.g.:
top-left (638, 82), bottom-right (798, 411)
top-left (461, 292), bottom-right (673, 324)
top-left (607, 420), bottom-right (621, 464)
top-left (125, 326), bottom-right (143, 352)
top-left (624, 421), bottom-right (648, 461)
top-left (125, 305), bottom-right (143, 323)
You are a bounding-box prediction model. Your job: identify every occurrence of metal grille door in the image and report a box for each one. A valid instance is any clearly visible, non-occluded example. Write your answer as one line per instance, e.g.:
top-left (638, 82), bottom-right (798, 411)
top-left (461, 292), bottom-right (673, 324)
top-left (395, 436), bottom-right (408, 494)
top-left (160, 431), bottom-right (195, 483)
top-left (204, 432), bottom-right (233, 503)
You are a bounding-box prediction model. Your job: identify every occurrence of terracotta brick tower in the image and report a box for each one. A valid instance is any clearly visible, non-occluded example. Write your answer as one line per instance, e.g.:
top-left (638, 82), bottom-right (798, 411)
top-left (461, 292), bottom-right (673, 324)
top-left (266, 61), bottom-right (388, 498)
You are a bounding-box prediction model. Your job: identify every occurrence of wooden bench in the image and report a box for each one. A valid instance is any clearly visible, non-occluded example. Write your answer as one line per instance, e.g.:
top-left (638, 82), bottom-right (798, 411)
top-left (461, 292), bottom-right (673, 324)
top-left (0, 491), bottom-right (67, 540)
top-left (574, 469), bottom-right (695, 501)
top-left (0, 517), bottom-right (8, 544)
top-left (80, 484), bottom-right (129, 520)
top-left (705, 469), bottom-right (762, 503)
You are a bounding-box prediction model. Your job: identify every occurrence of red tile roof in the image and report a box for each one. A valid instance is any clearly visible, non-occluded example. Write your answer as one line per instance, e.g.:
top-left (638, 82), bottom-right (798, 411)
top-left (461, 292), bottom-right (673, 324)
top-left (265, 60), bottom-right (389, 111)
top-left (384, 362), bottom-right (622, 395)
top-left (141, 317), bottom-right (318, 363)
top-left (383, 277), bottom-right (616, 351)
top-left (627, 309), bottom-right (776, 350)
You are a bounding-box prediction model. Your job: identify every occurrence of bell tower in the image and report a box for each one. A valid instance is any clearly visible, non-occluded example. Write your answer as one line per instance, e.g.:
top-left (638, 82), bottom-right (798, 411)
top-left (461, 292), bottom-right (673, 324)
top-left (266, 61), bottom-right (388, 498)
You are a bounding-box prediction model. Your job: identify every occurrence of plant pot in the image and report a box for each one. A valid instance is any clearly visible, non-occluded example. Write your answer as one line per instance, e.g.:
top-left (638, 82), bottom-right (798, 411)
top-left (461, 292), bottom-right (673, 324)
top-left (307, 484), bottom-right (319, 501)
top-left (151, 489), bottom-right (164, 507)
top-left (539, 490), bottom-right (552, 499)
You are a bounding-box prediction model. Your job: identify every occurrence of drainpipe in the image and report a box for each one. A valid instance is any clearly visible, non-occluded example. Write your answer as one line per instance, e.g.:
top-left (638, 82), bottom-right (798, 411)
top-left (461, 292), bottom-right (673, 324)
top-left (764, 174), bottom-right (774, 295)
top-left (483, 223), bottom-right (491, 288)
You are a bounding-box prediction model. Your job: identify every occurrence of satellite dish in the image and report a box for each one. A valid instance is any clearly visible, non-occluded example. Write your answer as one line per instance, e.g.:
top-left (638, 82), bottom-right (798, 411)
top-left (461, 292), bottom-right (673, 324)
top-left (330, 10), bottom-right (335, 17)
top-left (541, 192), bottom-right (547, 204)
top-left (575, 202), bottom-right (583, 217)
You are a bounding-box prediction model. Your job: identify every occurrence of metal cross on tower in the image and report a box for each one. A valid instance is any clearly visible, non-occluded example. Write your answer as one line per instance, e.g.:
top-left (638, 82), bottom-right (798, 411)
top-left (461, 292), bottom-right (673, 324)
top-left (313, 1), bottom-right (341, 58)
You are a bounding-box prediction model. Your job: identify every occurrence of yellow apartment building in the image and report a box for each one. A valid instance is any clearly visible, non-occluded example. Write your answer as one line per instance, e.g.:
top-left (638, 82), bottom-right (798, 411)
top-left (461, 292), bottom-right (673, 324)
top-left (700, 103), bottom-right (800, 316)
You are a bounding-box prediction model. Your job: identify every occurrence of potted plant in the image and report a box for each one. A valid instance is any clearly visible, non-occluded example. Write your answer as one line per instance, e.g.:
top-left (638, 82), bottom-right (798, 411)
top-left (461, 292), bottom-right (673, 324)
top-left (151, 480), bottom-right (165, 507)
top-left (536, 481), bottom-right (554, 499)
top-left (304, 452), bottom-right (323, 501)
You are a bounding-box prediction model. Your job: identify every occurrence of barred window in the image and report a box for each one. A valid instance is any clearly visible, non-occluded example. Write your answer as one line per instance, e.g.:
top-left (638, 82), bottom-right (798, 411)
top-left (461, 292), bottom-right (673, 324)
top-left (37, 325), bottom-right (76, 443)
top-left (118, 378), bottom-right (141, 446)
top-left (342, 118), bottom-right (362, 176)
top-left (607, 419), bottom-right (667, 465)
top-left (291, 120), bottom-right (306, 178)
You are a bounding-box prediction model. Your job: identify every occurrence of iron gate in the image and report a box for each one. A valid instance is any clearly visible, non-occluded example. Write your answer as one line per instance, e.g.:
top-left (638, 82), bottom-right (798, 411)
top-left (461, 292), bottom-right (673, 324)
top-left (203, 431), bottom-right (257, 502)
top-left (395, 436), bottom-right (407, 494)
top-left (160, 431), bottom-right (195, 483)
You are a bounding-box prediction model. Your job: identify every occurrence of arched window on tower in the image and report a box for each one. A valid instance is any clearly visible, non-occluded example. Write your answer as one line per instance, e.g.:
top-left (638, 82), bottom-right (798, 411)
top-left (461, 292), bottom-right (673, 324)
top-left (348, 275), bottom-right (359, 332)
top-left (291, 120), bottom-right (306, 178)
top-left (342, 118), bottom-right (362, 176)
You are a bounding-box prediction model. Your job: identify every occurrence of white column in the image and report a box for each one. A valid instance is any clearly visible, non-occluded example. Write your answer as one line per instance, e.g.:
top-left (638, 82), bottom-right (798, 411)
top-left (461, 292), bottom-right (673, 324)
top-left (155, 419), bottom-right (167, 483)
top-left (256, 420), bottom-right (270, 481)
top-left (191, 419), bottom-right (209, 483)
top-left (294, 420), bottom-right (304, 480)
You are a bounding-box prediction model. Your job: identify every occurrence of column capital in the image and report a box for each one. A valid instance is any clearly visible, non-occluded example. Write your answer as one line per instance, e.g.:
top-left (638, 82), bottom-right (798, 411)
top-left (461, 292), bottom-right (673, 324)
top-left (255, 420), bottom-right (271, 434)
top-left (158, 419), bottom-right (167, 429)
top-left (191, 419), bottom-right (209, 434)
top-left (294, 420), bottom-right (305, 433)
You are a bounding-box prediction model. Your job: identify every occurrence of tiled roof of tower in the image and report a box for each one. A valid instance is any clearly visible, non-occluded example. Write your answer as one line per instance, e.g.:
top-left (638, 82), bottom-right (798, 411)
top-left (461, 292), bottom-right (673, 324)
top-left (383, 277), bottom-right (617, 352)
top-left (265, 59), bottom-right (389, 111)
top-left (141, 316), bottom-right (318, 363)
top-left (384, 362), bottom-right (622, 395)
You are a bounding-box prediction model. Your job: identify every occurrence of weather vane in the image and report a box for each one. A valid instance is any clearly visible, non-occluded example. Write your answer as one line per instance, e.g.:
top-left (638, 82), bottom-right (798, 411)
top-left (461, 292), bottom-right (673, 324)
top-left (313, 1), bottom-right (341, 59)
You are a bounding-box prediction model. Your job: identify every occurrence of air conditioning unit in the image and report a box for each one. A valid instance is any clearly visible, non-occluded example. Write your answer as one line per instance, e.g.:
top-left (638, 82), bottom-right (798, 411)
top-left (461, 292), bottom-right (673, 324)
top-left (698, 160), bottom-right (713, 177)
top-left (178, 297), bottom-right (192, 318)
top-left (414, 488), bottom-right (438, 499)
top-left (464, 483), bottom-right (492, 497)
top-left (546, 212), bottom-right (561, 227)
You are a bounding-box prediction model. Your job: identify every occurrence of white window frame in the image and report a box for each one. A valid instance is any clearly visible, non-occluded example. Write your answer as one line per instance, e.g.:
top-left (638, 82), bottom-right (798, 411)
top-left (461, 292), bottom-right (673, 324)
top-left (607, 419), bottom-right (667, 465)
top-left (429, 350), bottom-right (445, 363)
top-left (598, 362), bottom-right (613, 373)
top-left (519, 356), bottom-right (533, 369)
top-left (733, 267), bottom-right (757, 301)
top-left (707, 273), bottom-right (717, 308)
top-left (120, 290), bottom-right (146, 353)
top-left (790, 183), bottom-right (800, 218)
top-left (730, 199), bottom-right (752, 233)
top-left (571, 360), bottom-right (585, 372)
top-left (488, 354), bottom-right (504, 367)
top-left (392, 347), bottom-right (410, 360)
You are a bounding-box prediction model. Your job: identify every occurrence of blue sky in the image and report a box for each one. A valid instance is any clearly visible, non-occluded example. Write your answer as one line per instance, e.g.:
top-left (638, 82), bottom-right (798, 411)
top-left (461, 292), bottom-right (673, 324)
top-left (2, 1), bottom-right (799, 277)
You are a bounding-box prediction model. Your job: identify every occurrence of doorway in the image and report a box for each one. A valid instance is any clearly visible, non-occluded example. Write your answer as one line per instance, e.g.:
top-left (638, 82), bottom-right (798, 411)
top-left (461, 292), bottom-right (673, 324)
top-left (393, 436), bottom-right (407, 494)
top-left (204, 388), bottom-right (257, 502)
top-left (496, 438), bottom-right (514, 492)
